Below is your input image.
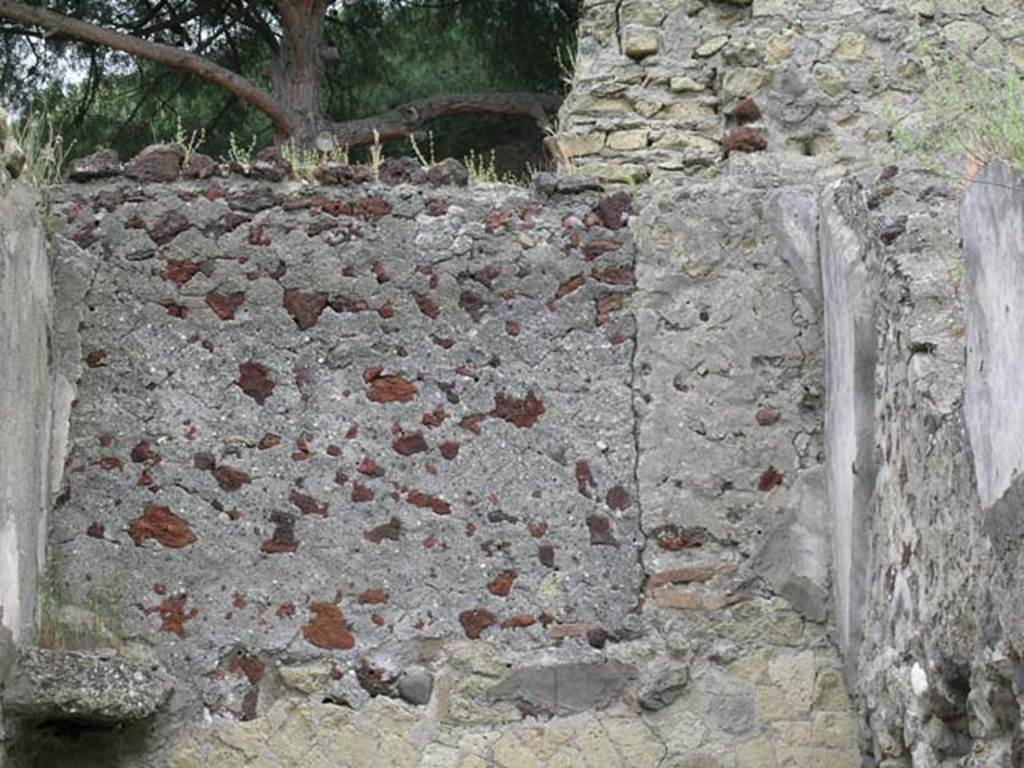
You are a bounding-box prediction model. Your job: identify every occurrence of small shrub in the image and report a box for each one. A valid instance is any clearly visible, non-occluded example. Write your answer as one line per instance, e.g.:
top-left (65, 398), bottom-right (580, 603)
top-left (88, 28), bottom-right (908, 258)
top-left (890, 40), bottom-right (1024, 179)
top-left (226, 131), bottom-right (258, 171)
top-left (9, 112), bottom-right (74, 190)
top-left (172, 115), bottom-right (205, 166)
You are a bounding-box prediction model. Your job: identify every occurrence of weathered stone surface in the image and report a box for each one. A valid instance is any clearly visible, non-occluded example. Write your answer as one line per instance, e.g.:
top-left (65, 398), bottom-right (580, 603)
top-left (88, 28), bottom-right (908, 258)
top-left (0, 185), bottom-right (55, 649)
top-left (124, 143), bottom-right (184, 182)
top-left (485, 661), bottom-right (636, 715)
top-left (962, 160), bottom-right (1024, 509)
top-left (3, 648), bottom-right (173, 723)
top-left (66, 148), bottom-right (122, 181)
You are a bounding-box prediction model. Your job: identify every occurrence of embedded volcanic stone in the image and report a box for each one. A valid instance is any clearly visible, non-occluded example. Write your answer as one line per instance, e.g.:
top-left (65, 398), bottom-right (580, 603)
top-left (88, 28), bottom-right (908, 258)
top-left (426, 158), bottom-right (469, 187)
top-left (397, 667), bottom-right (434, 705)
top-left (124, 143), bottom-right (184, 182)
top-left (66, 148), bottom-right (122, 182)
top-left (485, 661), bottom-right (637, 716)
top-left (250, 146), bottom-right (291, 182)
top-left (184, 152), bottom-right (217, 179)
top-left (302, 603), bottom-right (355, 650)
top-left (315, 162), bottom-right (375, 185)
top-left (128, 505), bottom-right (196, 548)
top-left (3, 648), bottom-right (174, 724)
top-left (722, 127), bottom-right (768, 155)
top-left (378, 156), bottom-right (427, 185)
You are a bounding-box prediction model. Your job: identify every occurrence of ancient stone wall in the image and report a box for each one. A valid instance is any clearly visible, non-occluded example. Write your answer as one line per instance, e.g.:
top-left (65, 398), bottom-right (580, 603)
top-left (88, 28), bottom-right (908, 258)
top-left (556, 0), bottom-right (1024, 183)
top-left (0, 150), bottom-right (860, 767)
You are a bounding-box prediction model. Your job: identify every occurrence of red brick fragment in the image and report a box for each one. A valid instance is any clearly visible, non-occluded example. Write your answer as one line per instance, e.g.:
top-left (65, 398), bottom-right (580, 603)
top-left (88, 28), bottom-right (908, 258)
top-left (302, 602), bottom-right (355, 650)
top-left (587, 515), bottom-right (618, 546)
top-left (755, 407), bottom-right (781, 426)
top-left (596, 294), bottom-right (625, 325)
top-left (141, 594), bottom-right (197, 638)
top-left (414, 293), bottom-right (441, 319)
top-left (162, 259), bottom-right (202, 285)
top-left (758, 467), bottom-right (784, 491)
top-left (150, 212), bottom-right (192, 245)
top-left (487, 570), bottom-right (518, 597)
top-left (575, 461), bottom-right (595, 498)
top-left (594, 192), bottom-right (631, 231)
top-left (367, 374), bottom-right (418, 403)
top-left (229, 654), bottom-right (265, 685)
top-left (606, 485), bottom-right (631, 511)
top-left (392, 432), bottom-right (429, 456)
top-left (206, 291), bottom-right (245, 320)
top-left (99, 457), bottom-right (123, 472)
top-left (407, 490), bottom-right (451, 515)
top-left (591, 267), bottom-right (635, 286)
top-left (282, 289), bottom-right (328, 330)
top-left (652, 525), bottom-right (705, 551)
top-left (439, 441), bottom-right (460, 461)
top-left (358, 458), bottom-right (385, 477)
top-left (501, 614), bottom-right (537, 630)
top-left (258, 433), bottom-right (282, 450)
top-left (733, 97), bottom-right (762, 123)
top-left (583, 240), bottom-right (622, 260)
top-left (458, 609), bottom-right (496, 639)
top-left (556, 274), bottom-right (585, 299)
top-left (214, 465), bottom-right (251, 491)
top-left (130, 440), bottom-right (159, 463)
top-left (422, 406), bottom-right (447, 428)
top-left (351, 483), bottom-right (375, 502)
top-left (290, 490), bottom-right (328, 517)
top-left (128, 505), bottom-right (197, 548)
top-left (457, 415), bottom-right (485, 435)
top-left (723, 127), bottom-right (768, 155)
top-left (364, 517), bottom-right (401, 543)
top-left (86, 522), bottom-right (105, 539)
top-left (237, 362), bottom-right (275, 404)
top-left (358, 589), bottom-right (389, 605)
top-left (506, 321), bottom-right (521, 336)
top-left (85, 349), bottom-right (108, 368)
top-left (262, 514), bottom-right (299, 557)
top-left (492, 391), bottom-right (545, 428)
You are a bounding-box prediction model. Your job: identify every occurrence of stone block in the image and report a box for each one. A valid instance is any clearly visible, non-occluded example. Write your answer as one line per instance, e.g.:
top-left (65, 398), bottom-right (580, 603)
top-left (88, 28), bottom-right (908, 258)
top-left (623, 25), bottom-right (660, 59)
top-left (3, 648), bottom-right (173, 724)
top-left (607, 129), bottom-right (650, 151)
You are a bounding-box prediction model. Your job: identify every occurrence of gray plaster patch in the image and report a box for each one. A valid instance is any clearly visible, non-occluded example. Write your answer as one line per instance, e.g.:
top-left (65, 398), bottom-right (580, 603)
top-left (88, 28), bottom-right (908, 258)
top-left (962, 161), bottom-right (1024, 509)
top-left (485, 659), bottom-right (637, 715)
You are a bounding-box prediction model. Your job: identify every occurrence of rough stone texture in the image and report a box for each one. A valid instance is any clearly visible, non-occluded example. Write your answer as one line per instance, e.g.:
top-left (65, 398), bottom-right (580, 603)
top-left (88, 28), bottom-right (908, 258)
top-left (6, 159), bottom-right (861, 764)
top-left (817, 163), bottom-right (1024, 764)
top-left (3, 647), bottom-right (173, 723)
top-left (556, 0), bottom-right (1024, 183)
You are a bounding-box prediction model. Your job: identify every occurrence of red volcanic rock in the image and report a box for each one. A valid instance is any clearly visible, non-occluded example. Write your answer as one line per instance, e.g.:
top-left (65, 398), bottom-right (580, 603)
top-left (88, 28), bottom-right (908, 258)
top-left (282, 289), bottom-right (328, 330)
top-left (367, 374), bottom-right (417, 403)
top-left (493, 391), bottom-right (545, 428)
top-left (459, 609), bottom-right (496, 639)
top-left (237, 362), bottom-right (275, 404)
top-left (128, 505), bottom-right (197, 548)
top-left (302, 603), bottom-right (355, 650)
top-left (723, 127), bottom-right (768, 155)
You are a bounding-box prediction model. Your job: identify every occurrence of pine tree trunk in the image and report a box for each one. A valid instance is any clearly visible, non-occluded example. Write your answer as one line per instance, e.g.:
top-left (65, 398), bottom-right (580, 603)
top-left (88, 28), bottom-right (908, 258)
top-left (268, 1), bottom-right (332, 145)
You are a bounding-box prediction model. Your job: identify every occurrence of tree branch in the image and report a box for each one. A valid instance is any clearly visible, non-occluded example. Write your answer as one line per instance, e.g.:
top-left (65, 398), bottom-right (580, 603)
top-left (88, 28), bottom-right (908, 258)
top-left (0, 0), bottom-right (297, 135)
top-left (324, 91), bottom-right (563, 147)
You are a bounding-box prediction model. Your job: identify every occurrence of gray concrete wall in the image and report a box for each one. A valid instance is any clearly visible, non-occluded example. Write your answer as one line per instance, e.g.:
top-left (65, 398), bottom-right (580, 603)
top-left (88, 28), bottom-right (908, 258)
top-left (0, 183), bottom-right (51, 647)
top-left (0, 154), bottom-right (860, 767)
top-left (963, 160), bottom-right (1024, 510)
